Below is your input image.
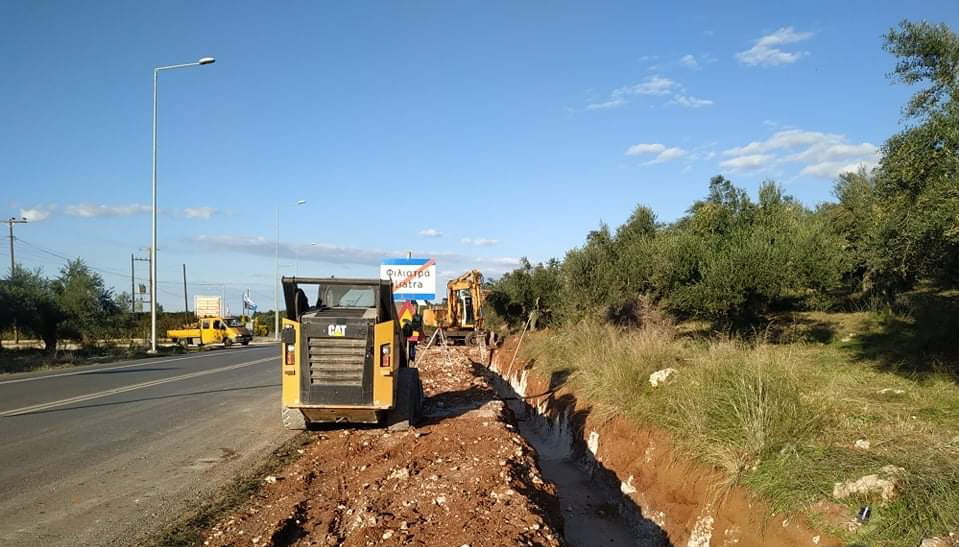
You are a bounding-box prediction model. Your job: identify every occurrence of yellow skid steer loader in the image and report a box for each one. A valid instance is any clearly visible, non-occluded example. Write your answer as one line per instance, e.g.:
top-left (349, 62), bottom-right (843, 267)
top-left (279, 277), bottom-right (422, 430)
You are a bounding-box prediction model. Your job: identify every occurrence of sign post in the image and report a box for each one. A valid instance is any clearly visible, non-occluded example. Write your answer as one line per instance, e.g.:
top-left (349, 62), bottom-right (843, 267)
top-left (380, 258), bottom-right (436, 301)
top-left (381, 257), bottom-right (436, 363)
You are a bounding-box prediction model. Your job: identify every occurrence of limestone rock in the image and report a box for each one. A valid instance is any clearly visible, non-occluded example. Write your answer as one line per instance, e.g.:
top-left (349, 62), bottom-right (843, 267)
top-left (649, 368), bottom-right (677, 387)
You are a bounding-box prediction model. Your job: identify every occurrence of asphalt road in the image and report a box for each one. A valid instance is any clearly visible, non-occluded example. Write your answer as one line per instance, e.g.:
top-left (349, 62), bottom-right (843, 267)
top-left (0, 344), bottom-right (294, 547)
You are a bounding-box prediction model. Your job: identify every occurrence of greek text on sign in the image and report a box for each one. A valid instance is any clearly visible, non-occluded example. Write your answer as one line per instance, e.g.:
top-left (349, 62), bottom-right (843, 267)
top-left (380, 258), bottom-right (436, 301)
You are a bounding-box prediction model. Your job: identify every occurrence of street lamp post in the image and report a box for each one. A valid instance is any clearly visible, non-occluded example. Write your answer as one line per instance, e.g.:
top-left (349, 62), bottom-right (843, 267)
top-left (150, 56), bottom-right (215, 354)
top-left (274, 199), bottom-right (306, 341)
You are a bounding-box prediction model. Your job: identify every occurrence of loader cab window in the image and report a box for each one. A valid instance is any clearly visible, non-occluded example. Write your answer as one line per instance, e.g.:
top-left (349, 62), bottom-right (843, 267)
top-left (318, 285), bottom-right (376, 309)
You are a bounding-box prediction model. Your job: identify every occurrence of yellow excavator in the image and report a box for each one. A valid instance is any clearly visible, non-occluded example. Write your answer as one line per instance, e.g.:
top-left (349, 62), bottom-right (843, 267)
top-left (423, 270), bottom-right (488, 346)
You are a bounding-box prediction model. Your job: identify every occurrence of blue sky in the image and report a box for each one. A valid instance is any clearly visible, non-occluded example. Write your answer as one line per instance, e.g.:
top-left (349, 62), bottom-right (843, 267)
top-left (2, 1), bottom-right (957, 313)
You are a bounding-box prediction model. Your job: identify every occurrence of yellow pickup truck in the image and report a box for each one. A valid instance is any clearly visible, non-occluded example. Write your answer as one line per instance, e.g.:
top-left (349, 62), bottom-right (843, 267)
top-left (167, 316), bottom-right (252, 347)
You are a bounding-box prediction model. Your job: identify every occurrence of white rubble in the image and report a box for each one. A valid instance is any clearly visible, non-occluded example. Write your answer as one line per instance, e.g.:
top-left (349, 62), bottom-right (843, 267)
top-left (649, 368), bottom-right (677, 387)
top-left (832, 465), bottom-right (906, 503)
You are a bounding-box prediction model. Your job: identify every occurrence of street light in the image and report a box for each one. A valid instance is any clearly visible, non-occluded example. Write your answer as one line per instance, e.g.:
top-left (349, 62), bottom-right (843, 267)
top-left (150, 56), bottom-right (215, 354)
top-left (274, 200), bottom-right (307, 341)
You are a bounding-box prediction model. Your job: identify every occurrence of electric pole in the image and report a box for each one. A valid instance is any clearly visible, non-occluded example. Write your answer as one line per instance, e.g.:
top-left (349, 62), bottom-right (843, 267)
top-left (6, 217), bottom-right (27, 345)
top-left (182, 264), bottom-right (189, 314)
top-left (131, 254), bottom-right (136, 313)
top-left (132, 254), bottom-right (150, 343)
top-left (6, 217), bottom-right (27, 275)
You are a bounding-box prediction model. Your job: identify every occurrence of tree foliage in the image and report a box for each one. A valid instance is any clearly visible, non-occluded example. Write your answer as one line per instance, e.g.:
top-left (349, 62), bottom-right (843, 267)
top-left (1, 266), bottom-right (64, 352)
top-left (53, 259), bottom-right (120, 343)
top-left (488, 19), bottom-right (959, 330)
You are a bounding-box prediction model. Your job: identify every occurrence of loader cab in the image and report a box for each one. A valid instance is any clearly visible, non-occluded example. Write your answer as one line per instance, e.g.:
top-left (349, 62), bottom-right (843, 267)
top-left (279, 277), bottom-right (419, 429)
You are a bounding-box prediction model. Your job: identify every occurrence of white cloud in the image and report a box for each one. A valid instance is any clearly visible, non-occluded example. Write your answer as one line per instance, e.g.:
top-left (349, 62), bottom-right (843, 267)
top-left (418, 228), bottom-right (443, 238)
top-left (723, 129), bottom-right (838, 156)
top-left (59, 202), bottom-right (217, 219)
top-left (585, 98), bottom-right (628, 110)
top-left (625, 143), bottom-right (688, 164)
top-left (620, 76), bottom-right (678, 96)
top-left (625, 143), bottom-right (666, 155)
top-left (193, 234), bottom-right (518, 273)
top-left (64, 203), bottom-right (152, 218)
top-left (20, 207), bottom-right (51, 222)
top-left (673, 95), bottom-right (714, 108)
top-left (736, 26), bottom-right (813, 66)
top-left (461, 237), bottom-right (499, 247)
top-left (720, 154), bottom-right (776, 171)
top-left (801, 159), bottom-right (879, 178)
top-left (587, 75), bottom-right (680, 110)
top-left (680, 54), bottom-right (700, 69)
top-left (721, 128), bottom-right (880, 177)
top-left (655, 148), bottom-right (688, 163)
top-left (182, 207), bottom-right (216, 220)
top-left (196, 235), bottom-right (388, 266)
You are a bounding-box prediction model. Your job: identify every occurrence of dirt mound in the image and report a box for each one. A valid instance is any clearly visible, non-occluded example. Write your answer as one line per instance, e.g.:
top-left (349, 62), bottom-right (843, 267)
top-left (202, 346), bottom-right (563, 547)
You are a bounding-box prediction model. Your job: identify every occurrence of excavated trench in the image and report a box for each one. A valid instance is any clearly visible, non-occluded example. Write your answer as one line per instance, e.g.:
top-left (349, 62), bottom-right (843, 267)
top-left (473, 346), bottom-right (669, 547)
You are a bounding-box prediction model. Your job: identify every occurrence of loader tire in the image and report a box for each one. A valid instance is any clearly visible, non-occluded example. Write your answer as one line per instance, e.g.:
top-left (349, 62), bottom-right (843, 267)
top-left (387, 368), bottom-right (421, 431)
top-left (282, 406), bottom-right (308, 430)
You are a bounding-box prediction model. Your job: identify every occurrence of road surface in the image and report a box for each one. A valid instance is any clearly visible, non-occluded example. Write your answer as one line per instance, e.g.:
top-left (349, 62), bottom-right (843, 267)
top-left (0, 344), bottom-right (293, 547)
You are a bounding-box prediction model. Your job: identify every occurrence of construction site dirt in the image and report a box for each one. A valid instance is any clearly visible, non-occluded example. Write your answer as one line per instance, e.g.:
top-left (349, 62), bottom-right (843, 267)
top-left (202, 345), bottom-right (583, 547)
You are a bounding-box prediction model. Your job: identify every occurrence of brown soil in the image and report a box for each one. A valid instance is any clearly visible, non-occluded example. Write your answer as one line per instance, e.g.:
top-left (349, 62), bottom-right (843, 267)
top-left (202, 345), bottom-right (564, 547)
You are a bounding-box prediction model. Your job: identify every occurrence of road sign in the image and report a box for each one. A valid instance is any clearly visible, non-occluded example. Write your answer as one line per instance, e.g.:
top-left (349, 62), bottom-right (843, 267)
top-left (380, 258), bottom-right (436, 301)
top-left (194, 295), bottom-right (222, 318)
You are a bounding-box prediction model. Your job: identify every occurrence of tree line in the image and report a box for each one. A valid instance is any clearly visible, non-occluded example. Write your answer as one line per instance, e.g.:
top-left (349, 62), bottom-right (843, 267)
top-left (0, 260), bottom-right (131, 351)
top-left (488, 20), bottom-right (959, 329)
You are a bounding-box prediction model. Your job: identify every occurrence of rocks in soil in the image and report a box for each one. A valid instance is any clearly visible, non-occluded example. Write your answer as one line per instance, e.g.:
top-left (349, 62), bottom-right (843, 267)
top-left (832, 465), bottom-right (906, 503)
top-left (648, 368), bottom-right (677, 387)
top-left (920, 535), bottom-right (958, 547)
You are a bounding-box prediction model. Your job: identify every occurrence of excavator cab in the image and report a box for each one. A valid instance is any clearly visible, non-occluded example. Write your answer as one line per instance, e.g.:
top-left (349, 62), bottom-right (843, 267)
top-left (279, 277), bottom-right (422, 430)
top-left (439, 270), bottom-right (488, 346)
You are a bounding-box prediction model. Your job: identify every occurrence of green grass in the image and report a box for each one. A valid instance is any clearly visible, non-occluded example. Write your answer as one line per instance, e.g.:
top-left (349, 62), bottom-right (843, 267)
top-left (521, 294), bottom-right (959, 546)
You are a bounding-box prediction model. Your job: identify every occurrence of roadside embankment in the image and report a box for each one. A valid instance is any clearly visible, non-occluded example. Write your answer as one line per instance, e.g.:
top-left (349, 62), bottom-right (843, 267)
top-left (488, 335), bottom-right (837, 547)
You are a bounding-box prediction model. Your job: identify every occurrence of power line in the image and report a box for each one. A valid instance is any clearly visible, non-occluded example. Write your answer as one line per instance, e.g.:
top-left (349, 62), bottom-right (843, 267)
top-left (17, 238), bottom-right (131, 279)
top-left (14, 237), bottom-right (275, 291)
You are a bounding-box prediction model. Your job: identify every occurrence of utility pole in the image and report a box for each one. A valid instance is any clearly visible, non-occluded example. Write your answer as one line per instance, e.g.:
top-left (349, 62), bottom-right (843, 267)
top-left (182, 264), bottom-right (189, 313)
top-left (6, 217), bottom-right (27, 345)
top-left (6, 217), bottom-right (27, 275)
top-left (132, 254), bottom-right (150, 340)
top-left (131, 254), bottom-right (136, 313)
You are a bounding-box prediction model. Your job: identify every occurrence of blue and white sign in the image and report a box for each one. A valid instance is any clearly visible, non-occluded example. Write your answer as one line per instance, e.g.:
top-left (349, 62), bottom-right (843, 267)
top-left (380, 258), bottom-right (436, 301)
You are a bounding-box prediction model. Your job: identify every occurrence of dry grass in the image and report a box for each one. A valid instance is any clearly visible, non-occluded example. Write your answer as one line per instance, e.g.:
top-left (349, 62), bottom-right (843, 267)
top-left (520, 317), bottom-right (959, 546)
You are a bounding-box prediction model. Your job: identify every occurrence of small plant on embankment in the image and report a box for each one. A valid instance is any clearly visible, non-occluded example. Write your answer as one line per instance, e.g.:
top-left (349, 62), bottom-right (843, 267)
top-left (521, 319), bottom-right (959, 546)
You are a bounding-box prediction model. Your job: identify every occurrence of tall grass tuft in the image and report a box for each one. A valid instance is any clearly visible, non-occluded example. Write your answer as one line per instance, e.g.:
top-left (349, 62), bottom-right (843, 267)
top-left (645, 342), bottom-right (824, 484)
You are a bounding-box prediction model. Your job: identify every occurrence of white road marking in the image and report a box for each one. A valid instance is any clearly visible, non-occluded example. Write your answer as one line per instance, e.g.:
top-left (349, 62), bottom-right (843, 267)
top-left (0, 356), bottom-right (276, 417)
top-left (0, 345), bottom-right (276, 386)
